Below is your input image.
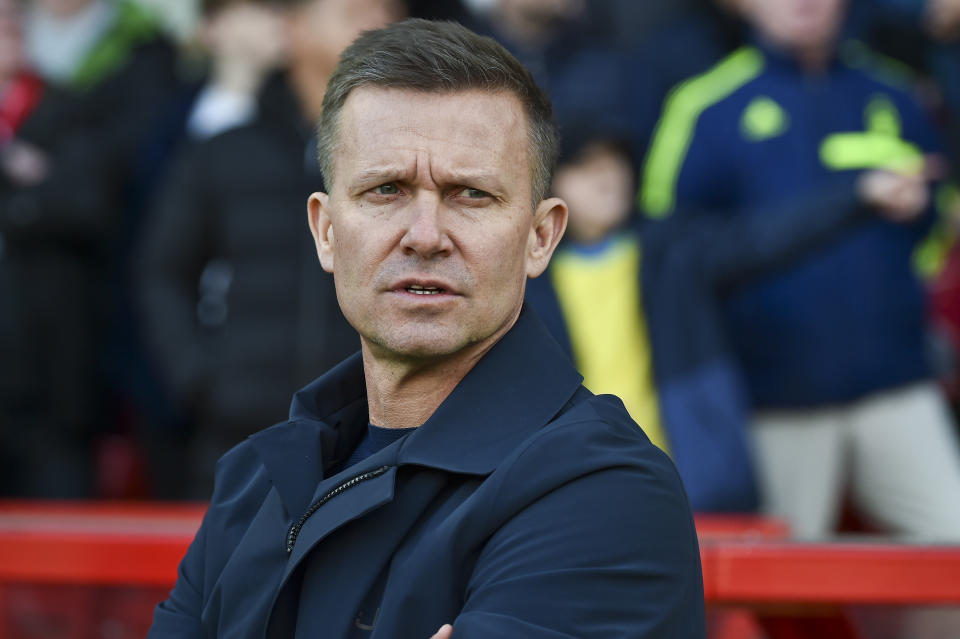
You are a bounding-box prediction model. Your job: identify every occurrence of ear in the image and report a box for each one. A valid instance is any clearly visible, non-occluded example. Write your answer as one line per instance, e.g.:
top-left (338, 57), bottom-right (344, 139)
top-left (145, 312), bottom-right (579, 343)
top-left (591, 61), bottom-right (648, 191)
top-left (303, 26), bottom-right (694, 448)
top-left (525, 197), bottom-right (568, 278)
top-left (307, 192), bottom-right (335, 273)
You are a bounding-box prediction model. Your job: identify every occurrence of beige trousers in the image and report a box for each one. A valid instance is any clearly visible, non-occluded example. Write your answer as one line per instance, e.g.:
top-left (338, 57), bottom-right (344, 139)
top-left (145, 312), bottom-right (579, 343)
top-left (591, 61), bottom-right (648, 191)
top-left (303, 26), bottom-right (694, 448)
top-left (751, 382), bottom-right (960, 541)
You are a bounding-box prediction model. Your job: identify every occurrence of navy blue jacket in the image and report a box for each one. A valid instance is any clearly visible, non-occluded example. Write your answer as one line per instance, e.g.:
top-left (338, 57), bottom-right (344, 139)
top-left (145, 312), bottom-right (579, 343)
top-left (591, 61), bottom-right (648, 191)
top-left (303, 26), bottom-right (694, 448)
top-left (529, 179), bottom-right (869, 512)
top-left (641, 41), bottom-right (940, 408)
top-left (148, 309), bottom-right (705, 638)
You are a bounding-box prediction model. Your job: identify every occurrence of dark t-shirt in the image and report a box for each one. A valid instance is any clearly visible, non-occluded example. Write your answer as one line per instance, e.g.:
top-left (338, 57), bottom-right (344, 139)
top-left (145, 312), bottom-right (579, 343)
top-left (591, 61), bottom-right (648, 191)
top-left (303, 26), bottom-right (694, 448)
top-left (332, 424), bottom-right (418, 476)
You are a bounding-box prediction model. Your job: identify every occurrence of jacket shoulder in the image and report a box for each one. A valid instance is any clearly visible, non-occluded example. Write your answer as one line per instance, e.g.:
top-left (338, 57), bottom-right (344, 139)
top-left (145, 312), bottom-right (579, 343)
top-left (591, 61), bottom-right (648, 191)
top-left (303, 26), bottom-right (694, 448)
top-left (207, 437), bottom-right (273, 516)
top-left (642, 46), bottom-right (765, 216)
top-left (840, 40), bottom-right (920, 94)
top-left (459, 391), bottom-right (703, 637)
top-left (498, 389), bottom-right (686, 504)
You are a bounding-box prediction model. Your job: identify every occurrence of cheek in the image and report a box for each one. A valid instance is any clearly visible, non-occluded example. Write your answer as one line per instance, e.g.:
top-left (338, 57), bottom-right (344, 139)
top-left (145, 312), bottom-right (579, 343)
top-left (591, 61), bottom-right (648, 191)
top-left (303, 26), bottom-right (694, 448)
top-left (332, 222), bottom-right (369, 268)
top-left (473, 230), bottom-right (531, 292)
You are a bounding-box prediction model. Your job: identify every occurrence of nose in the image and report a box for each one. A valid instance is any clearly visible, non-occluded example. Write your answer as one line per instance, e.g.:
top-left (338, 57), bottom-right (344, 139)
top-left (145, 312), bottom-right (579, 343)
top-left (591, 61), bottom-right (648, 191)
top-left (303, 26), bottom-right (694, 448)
top-left (400, 194), bottom-right (453, 259)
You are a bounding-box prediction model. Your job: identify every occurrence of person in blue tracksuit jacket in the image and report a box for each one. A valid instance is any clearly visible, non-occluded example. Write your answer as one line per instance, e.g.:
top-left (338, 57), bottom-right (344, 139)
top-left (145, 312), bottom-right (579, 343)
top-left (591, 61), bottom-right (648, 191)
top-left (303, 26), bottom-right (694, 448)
top-left (641, 0), bottom-right (960, 539)
top-left (528, 123), bottom-right (937, 514)
top-left (148, 19), bottom-right (705, 639)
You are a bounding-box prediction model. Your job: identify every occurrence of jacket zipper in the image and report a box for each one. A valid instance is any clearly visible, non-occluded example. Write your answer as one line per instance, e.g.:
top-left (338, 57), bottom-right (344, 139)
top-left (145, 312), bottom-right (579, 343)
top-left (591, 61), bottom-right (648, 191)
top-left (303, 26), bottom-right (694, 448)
top-left (286, 465), bottom-right (391, 554)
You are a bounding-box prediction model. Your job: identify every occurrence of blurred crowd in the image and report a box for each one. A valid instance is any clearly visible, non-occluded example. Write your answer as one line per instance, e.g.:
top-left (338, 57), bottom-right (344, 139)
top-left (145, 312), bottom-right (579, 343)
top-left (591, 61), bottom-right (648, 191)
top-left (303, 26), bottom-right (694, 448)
top-left (1, 0), bottom-right (959, 540)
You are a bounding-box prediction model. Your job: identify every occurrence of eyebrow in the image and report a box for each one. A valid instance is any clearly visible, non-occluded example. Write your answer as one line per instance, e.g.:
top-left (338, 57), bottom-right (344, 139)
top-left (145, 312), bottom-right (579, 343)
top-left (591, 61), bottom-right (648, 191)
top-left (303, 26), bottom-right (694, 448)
top-left (348, 165), bottom-right (507, 196)
top-left (434, 170), bottom-right (506, 194)
top-left (352, 166), bottom-right (411, 185)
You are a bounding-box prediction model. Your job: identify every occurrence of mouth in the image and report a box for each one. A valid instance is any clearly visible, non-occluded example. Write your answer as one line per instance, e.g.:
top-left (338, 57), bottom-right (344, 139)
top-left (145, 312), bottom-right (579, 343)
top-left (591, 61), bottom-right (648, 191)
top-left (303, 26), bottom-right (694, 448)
top-left (391, 278), bottom-right (459, 301)
top-left (404, 284), bottom-right (446, 296)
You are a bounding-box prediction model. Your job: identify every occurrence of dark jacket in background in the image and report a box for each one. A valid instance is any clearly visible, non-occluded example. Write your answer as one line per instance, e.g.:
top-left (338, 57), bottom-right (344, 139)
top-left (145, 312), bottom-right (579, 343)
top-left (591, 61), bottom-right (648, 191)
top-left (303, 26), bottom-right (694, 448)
top-left (137, 74), bottom-right (358, 494)
top-left (148, 309), bottom-right (704, 639)
top-left (0, 6), bottom-right (177, 496)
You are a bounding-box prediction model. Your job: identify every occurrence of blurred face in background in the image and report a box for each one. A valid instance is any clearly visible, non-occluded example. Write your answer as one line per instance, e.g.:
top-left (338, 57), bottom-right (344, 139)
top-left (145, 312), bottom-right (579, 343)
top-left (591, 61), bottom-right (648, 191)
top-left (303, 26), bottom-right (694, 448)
top-left (552, 142), bottom-right (634, 244)
top-left (202, 2), bottom-right (287, 75)
top-left (497, 0), bottom-right (583, 24)
top-left (740, 0), bottom-right (847, 55)
top-left (0, 0), bottom-right (22, 81)
top-left (287, 0), bottom-right (403, 70)
top-left (494, 0), bottom-right (583, 44)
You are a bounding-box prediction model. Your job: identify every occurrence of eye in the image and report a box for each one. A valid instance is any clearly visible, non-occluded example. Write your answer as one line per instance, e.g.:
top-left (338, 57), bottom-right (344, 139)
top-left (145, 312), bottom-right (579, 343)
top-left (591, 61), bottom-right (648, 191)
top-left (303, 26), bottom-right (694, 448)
top-left (458, 187), bottom-right (491, 199)
top-left (373, 183), bottom-right (400, 195)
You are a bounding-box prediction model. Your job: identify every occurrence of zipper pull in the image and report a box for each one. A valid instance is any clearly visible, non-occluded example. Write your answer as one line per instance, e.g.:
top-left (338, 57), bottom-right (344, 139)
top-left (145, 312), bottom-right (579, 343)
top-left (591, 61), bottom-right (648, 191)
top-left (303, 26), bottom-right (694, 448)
top-left (286, 465), bottom-right (391, 554)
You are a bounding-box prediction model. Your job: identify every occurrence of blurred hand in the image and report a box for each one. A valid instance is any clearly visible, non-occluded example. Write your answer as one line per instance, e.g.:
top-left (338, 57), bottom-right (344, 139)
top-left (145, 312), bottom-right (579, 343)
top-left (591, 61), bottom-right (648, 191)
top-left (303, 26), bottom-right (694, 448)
top-left (204, 3), bottom-right (287, 95)
top-left (429, 624), bottom-right (453, 639)
top-left (1, 139), bottom-right (48, 186)
top-left (927, 0), bottom-right (960, 41)
top-left (857, 170), bottom-right (928, 222)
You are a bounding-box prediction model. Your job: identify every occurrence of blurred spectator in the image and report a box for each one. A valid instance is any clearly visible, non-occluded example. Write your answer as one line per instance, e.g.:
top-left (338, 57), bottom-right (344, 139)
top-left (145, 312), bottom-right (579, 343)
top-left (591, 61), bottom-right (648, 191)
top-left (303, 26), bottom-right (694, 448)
top-left (836, 0), bottom-right (960, 429)
top-left (466, 0), bottom-right (650, 155)
top-left (0, 0), bottom-right (175, 497)
top-left (137, 0), bottom-right (402, 499)
top-left (117, 2), bottom-right (289, 500)
top-left (186, 0), bottom-right (287, 140)
top-left (528, 124), bottom-right (938, 512)
top-left (622, 0), bottom-right (747, 151)
top-left (22, 0), bottom-right (177, 169)
top-left (136, 0), bottom-right (288, 201)
top-left (849, 0), bottom-right (960, 174)
top-left (641, 0), bottom-right (960, 538)
top-left (528, 129), bottom-right (669, 455)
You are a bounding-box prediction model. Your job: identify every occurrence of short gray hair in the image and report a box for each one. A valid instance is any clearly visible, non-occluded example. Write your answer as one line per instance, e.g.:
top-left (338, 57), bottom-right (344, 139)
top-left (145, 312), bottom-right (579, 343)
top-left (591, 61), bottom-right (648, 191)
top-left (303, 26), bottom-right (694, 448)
top-left (316, 18), bottom-right (558, 206)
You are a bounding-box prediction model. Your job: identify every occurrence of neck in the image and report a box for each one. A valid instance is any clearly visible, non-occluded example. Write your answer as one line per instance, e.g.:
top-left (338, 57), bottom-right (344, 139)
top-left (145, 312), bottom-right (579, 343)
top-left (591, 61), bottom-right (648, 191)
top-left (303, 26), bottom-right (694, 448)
top-left (288, 58), bottom-right (332, 122)
top-left (361, 315), bottom-right (518, 429)
top-left (211, 58), bottom-right (268, 96)
top-left (794, 42), bottom-right (833, 72)
top-left (760, 31), bottom-right (836, 73)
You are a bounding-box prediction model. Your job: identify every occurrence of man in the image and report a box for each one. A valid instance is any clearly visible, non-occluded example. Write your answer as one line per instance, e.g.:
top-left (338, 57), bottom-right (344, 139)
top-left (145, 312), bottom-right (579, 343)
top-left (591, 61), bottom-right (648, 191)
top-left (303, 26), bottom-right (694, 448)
top-left (641, 0), bottom-right (960, 538)
top-left (138, 0), bottom-right (400, 498)
top-left (148, 19), bottom-right (704, 638)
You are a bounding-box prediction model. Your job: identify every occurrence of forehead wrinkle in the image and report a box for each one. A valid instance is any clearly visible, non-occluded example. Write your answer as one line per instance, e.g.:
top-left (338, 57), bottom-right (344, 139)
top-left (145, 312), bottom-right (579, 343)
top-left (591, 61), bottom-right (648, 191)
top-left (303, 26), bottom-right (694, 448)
top-left (340, 88), bottom-right (531, 198)
top-left (352, 162), bottom-right (416, 185)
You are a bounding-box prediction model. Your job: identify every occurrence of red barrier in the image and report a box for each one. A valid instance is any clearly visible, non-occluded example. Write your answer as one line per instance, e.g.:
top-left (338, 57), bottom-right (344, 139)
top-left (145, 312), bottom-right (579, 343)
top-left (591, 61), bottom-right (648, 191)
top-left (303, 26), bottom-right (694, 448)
top-left (1, 503), bottom-right (959, 639)
top-left (701, 542), bottom-right (960, 605)
top-left (0, 501), bottom-right (205, 586)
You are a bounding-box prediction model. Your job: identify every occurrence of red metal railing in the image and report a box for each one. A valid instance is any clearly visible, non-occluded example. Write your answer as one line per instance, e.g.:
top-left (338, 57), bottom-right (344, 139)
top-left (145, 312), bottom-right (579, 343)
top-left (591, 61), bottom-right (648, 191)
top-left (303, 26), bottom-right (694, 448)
top-left (2, 502), bottom-right (959, 638)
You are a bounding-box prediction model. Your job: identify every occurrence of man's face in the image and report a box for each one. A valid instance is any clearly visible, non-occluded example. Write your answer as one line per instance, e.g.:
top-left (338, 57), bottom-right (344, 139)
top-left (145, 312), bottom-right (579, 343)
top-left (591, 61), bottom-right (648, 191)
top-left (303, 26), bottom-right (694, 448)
top-left (308, 88), bottom-right (566, 363)
top-left (742, 0), bottom-right (846, 53)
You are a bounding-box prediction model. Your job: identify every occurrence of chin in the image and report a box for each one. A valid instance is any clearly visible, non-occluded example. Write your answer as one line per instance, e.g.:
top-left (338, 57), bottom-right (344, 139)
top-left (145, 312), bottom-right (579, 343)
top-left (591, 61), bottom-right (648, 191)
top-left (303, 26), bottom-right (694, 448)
top-left (366, 328), bottom-right (472, 361)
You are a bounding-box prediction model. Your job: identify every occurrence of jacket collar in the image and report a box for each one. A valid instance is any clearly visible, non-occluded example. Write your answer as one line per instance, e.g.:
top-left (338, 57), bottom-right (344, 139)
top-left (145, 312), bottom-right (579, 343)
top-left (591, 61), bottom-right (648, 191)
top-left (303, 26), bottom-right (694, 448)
top-left (249, 307), bottom-right (583, 515)
top-left (749, 32), bottom-right (845, 77)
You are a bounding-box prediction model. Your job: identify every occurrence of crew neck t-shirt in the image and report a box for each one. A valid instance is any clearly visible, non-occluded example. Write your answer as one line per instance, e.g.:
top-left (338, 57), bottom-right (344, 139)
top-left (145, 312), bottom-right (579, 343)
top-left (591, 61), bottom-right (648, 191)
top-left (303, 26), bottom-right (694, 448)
top-left (331, 423), bottom-right (418, 476)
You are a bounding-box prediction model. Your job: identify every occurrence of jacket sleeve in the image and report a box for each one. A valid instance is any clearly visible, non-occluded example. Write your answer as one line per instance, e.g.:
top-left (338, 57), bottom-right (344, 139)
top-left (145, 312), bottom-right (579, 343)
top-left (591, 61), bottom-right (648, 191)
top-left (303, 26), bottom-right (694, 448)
top-left (892, 87), bottom-right (944, 239)
top-left (454, 414), bottom-right (704, 639)
top-left (147, 520), bottom-right (208, 639)
top-left (147, 441), bottom-right (272, 638)
top-left (0, 129), bottom-right (115, 245)
top-left (136, 143), bottom-right (217, 407)
top-left (645, 175), bottom-right (871, 291)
